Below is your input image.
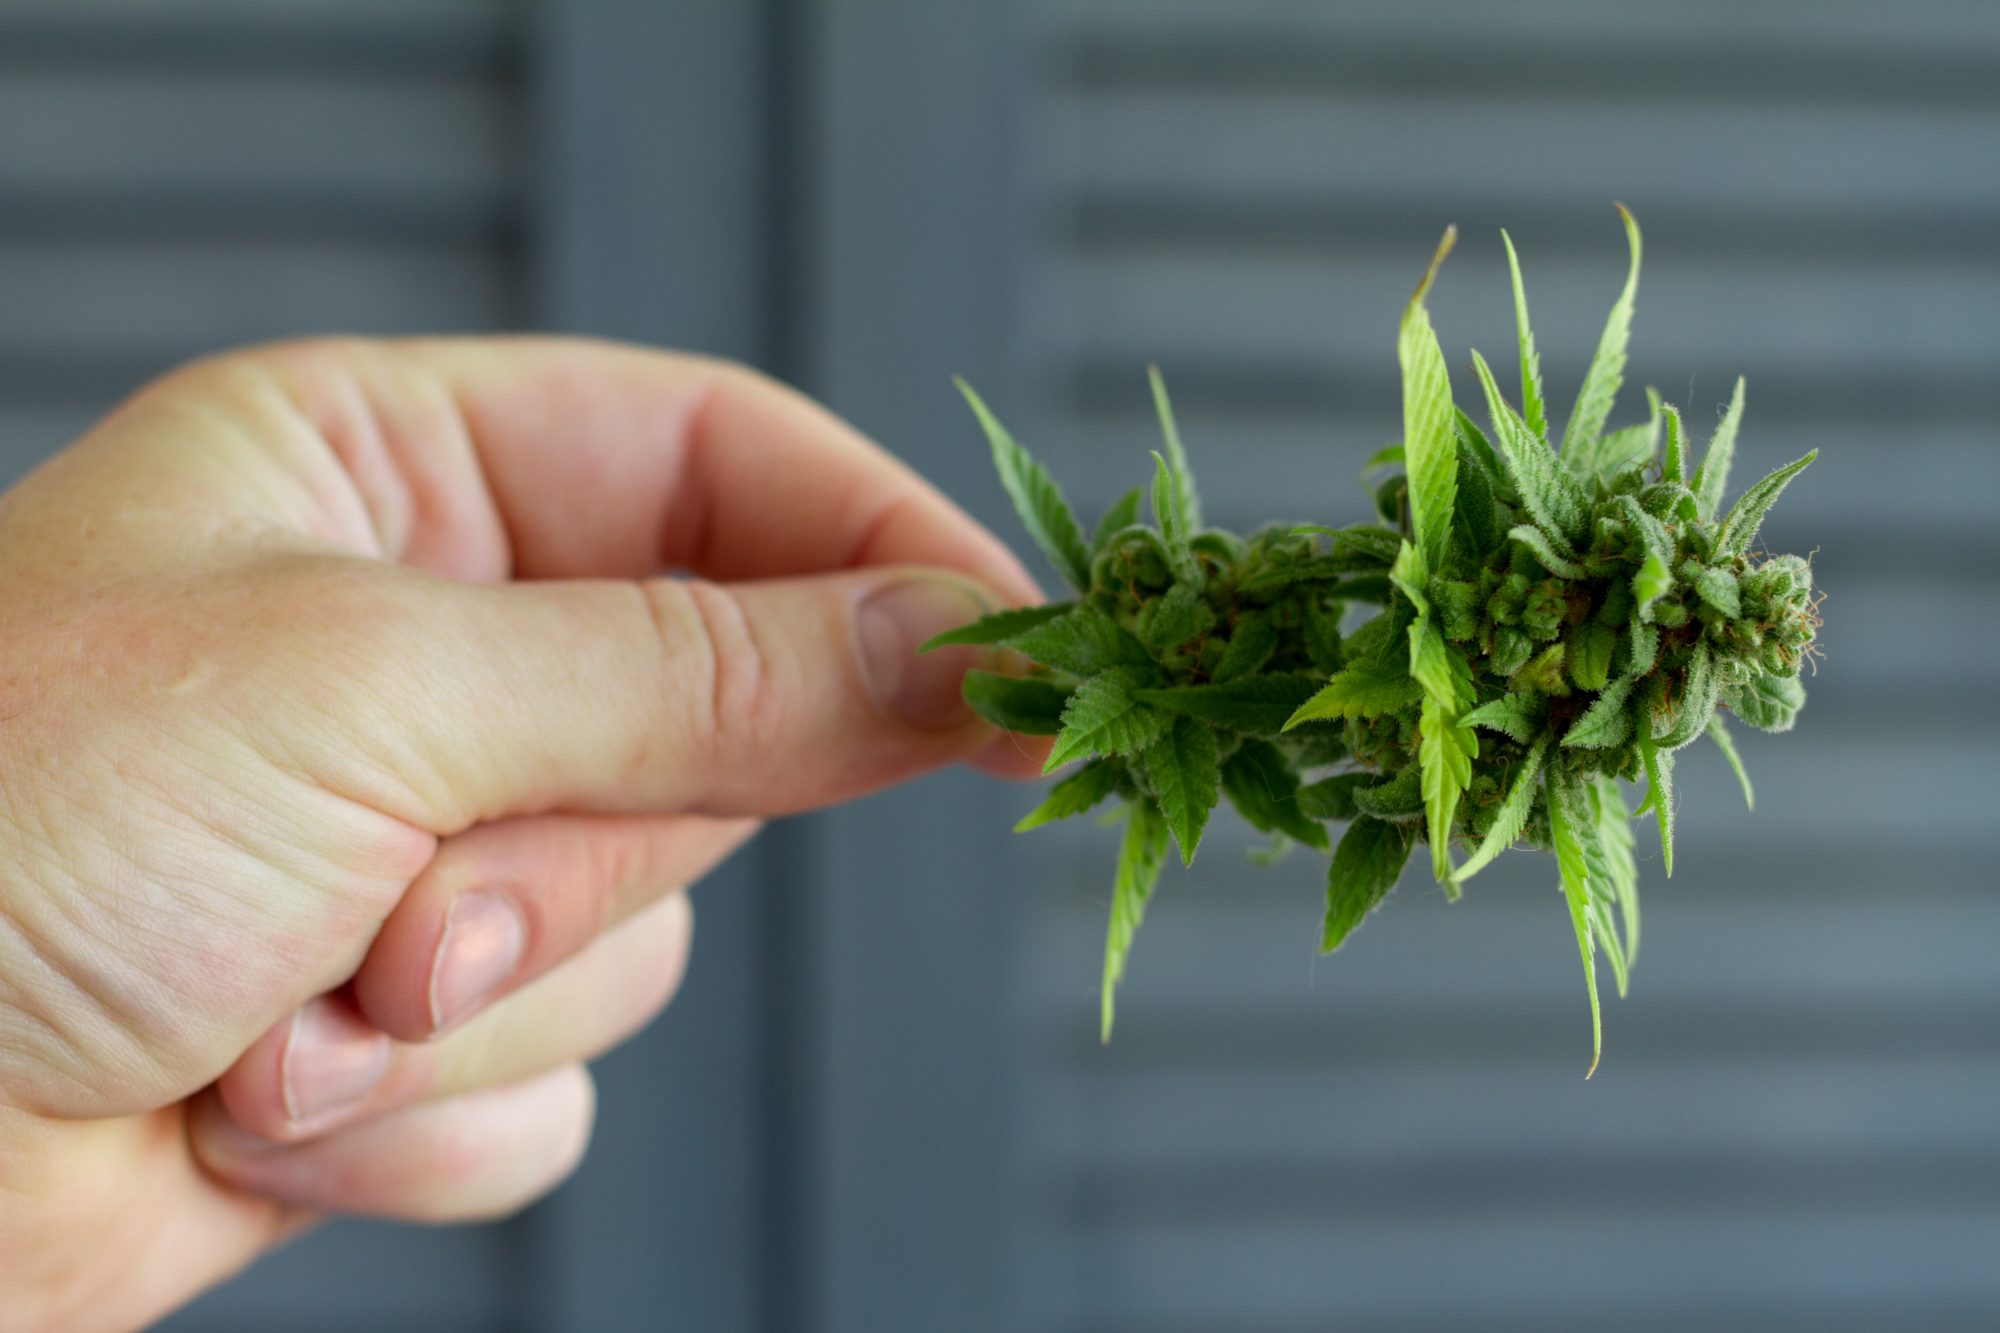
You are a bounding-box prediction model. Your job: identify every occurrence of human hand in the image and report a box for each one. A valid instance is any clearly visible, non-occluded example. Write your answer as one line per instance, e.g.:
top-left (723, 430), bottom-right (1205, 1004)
top-left (0, 338), bottom-right (1042, 1332)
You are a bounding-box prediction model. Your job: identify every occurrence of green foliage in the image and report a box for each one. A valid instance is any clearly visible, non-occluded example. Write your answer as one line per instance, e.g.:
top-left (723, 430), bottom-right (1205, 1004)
top-left (944, 210), bottom-right (1820, 1070)
top-left (954, 378), bottom-right (1093, 593)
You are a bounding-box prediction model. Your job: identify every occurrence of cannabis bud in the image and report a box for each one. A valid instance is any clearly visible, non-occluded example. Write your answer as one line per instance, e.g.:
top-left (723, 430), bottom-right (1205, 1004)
top-left (928, 209), bottom-right (1818, 1073)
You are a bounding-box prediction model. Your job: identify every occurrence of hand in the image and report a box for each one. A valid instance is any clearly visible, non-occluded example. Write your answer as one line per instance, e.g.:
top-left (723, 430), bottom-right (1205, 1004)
top-left (0, 338), bottom-right (1042, 1332)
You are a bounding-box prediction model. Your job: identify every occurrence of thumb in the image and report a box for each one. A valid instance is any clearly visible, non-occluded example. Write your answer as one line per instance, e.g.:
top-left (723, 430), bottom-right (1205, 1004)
top-left (351, 565), bottom-right (1014, 828)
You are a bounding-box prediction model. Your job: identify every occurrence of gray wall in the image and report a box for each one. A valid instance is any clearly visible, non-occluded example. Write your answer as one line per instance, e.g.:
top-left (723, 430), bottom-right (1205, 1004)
top-left (2, 1), bottom-right (1995, 1330)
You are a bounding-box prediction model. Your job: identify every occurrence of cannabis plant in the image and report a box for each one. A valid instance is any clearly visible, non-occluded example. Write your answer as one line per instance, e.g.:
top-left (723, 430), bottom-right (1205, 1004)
top-left (928, 210), bottom-right (1818, 1072)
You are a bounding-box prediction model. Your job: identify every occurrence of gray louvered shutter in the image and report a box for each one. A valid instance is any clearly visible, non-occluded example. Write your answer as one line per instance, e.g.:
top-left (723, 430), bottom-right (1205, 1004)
top-left (960, 3), bottom-right (2000, 1330)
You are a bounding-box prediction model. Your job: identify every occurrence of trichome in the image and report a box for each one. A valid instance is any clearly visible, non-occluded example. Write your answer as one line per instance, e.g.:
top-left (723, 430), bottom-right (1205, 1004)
top-left (927, 209), bottom-right (1820, 1073)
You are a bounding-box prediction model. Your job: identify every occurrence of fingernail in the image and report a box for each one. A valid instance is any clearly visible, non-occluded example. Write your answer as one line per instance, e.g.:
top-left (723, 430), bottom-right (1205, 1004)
top-left (854, 577), bottom-right (993, 730)
top-left (427, 890), bottom-right (527, 1033)
top-left (281, 997), bottom-right (390, 1128)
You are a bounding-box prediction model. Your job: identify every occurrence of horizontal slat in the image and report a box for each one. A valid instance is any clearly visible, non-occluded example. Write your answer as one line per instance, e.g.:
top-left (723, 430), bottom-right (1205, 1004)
top-left (1037, 0), bottom-right (2000, 58)
top-left (1022, 1057), bottom-right (2000, 1178)
top-left (0, 72), bottom-right (515, 206)
top-left (0, 240), bottom-right (516, 358)
top-left (1025, 1211), bottom-right (2000, 1330)
top-left (1033, 96), bottom-right (2000, 222)
top-left (1021, 250), bottom-right (1999, 390)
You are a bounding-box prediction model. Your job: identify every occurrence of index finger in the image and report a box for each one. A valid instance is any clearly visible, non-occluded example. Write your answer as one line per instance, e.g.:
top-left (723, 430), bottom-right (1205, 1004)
top-left (237, 337), bottom-right (1041, 600)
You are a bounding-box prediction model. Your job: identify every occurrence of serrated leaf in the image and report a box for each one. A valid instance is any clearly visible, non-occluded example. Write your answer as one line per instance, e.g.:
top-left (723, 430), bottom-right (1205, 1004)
top-left (956, 378), bottom-right (1093, 593)
top-left (1151, 452), bottom-right (1201, 585)
top-left (1660, 402), bottom-right (1686, 484)
top-left (1045, 670), bottom-right (1171, 772)
top-left (1456, 736), bottom-right (1548, 883)
top-left (1501, 228), bottom-right (1549, 444)
top-left (1221, 739), bottom-right (1329, 850)
top-left (1454, 406), bottom-right (1506, 488)
top-left (1420, 692), bottom-right (1477, 887)
top-left (921, 602), bottom-right (1070, 651)
top-left (1705, 713), bottom-right (1754, 811)
top-left (1137, 581), bottom-right (1215, 650)
top-left (1470, 349), bottom-right (1589, 551)
top-left (1148, 366), bottom-right (1202, 531)
top-left (962, 670), bottom-right (1073, 735)
top-left (1015, 758), bottom-right (1125, 832)
top-left (1102, 799), bottom-right (1169, 1041)
top-left (1351, 768), bottom-right (1423, 822)
top-left (1143, 716), bottom-right (1220, 866)
top-left (1638, 730), bottom-right (1676, 877)
top-left (1321, 817), bottom-right (1415, 953)
top-left (1285, 660), bottom-right (1420, 727)
top-left (1562, 674), bottom-right (1636, 749)
top-left (1460, 694), bottom-right (1541, 744)
top-left (1593, 775), bottom-right (1640, 969)
top-left (1093, 486), bottom-right (1143, 550)
top-left (1213, 610), bottom-right (1278, 681)
top-left (1007, 605), bottom-right (1151, 677)
top-left (1730, 672), bottom-right (1806, 733)
top-left (1653, 642), bottom-right (1719, 750)
top-left (1401, 226), bottom-right (1459, 574)
top-left (1560, 204), bottom-right (1643, 474)
top-left (1690, 376), bottom-right (1746, 520)
top-left (1139, 672), bottom-right (1323, 736)
top-left (1453, 431), bottom-right (1505, 556)
top-left (1547, 770), bottom-right (1604, 1078)
top-left (1717, 451), bottom-right (1817, 557)
top-left (1508, 524), bottom-right (1589, 578)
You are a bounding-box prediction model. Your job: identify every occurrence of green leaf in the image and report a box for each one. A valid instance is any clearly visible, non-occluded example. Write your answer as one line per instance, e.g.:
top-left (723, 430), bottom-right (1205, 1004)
top-left (1452, 432), bottom-right (1505, 556)
top-left (1592, 775), bottom-right (1641, 970)
top-left (1045, 670), bottom-right (1171, 772)
top-left (1460, 694), bottom-right (1541, 744)
top-left (1139, 672), bottom-right (1323, 736)
top-left (1717, 451), bottom-right (1817, 557)
top-left (921, 602), bottom-right (1069, 651)
top-left (1501, 228), bottom-right (1549, 443)
top-left (1351, 769), bottom-right (1423, 822)
top-left (1148, 366), bottom-right (1202, 531)
top-left (1102, 799), bottom-right (1169, 1041)
top-left (1456, 736), bottom-right (1548, 883)
top-left (1212, 610), bottom-right (1278, 682)
top-left (1401, 226), bottom-right (1460, 574)
top-left (1707, 713), bottom-right (1755, 810)
top-left (1221, 740), bottom-right (1329, 850)
top-left (1420, 692), bottom-right (1478, 887)
top-left (1015, 759), bottom-right (1125, 831)
top-left (1508, 524), bottom-right (1589, 579)
top-left (1546, 770), bottom-right (1604, 1078)
top-left (1286, 660), bottom-right (1420, 727)
top-left (1652, 642), bottom-right (1719, 750)
top-left (1593, 387), bottom-right (1663, 477)
top-left (1560, 203), bottom-right (1643, 472)
top-left (962, 670), bottom-right (1073, 735)
top-left (1729, 672), bottom-right (1806, 733)
top-left (1693, 564), bottom-right (1742, 618)
top-left (1143, 717), bottom-right (1220, 866)
top-left (1093, 487), bottom-right (1144, 550)
top-left (1633, 551), bottom-right (1673, 620)
top-left (1562, 674), bottom-right (1635, 749)
top-left (1690, 376), bottom-right (1746, 520)
top-left (955, 378), bottom-right (1093, 593)
top-left (1321, 817), bottom-right (1415, 953)
top-left (1660, 402), bottom-right (1686, 484)
top-left (1361, 443), bottom-right (1404, 475)
top-left (1470, 349), bottom-right (1589, 550)
top-left (1568, 622), bottom-right (1617, 692)
top-left (1151, 453), bottom-right (1201, 584)
top-left (1137, 581), bottom-right (1216, 650)
top-left (1638, 730), bottom-right (1676, 877)
top-left (1297, 773), bottom-right (1370, 822)
top-left (1007, 606), bottom-right (1151, 677)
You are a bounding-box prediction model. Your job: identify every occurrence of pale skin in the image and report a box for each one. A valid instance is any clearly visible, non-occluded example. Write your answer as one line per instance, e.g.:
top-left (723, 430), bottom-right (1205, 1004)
top-left (0, 338), bottom-right (1047, 1333)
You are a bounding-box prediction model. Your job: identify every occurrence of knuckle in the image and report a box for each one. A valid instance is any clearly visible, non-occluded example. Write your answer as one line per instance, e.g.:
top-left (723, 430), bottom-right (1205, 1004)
top-left (647, 579), bottom-right (780, 771)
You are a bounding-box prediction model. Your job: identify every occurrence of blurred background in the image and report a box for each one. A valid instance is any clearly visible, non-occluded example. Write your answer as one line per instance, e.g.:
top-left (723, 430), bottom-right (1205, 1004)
top-left (3, 0), bottom-right (1996, 1329)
